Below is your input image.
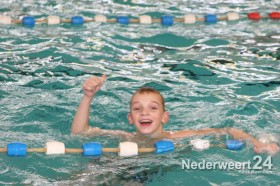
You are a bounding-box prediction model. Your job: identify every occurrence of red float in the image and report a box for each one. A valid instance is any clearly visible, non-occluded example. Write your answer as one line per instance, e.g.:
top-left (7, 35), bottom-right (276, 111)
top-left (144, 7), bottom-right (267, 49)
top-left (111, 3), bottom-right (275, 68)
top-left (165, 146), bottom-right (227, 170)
top-left (248, 12), bottom-right (261, 20)
top-left (269, 12), bottom-right (280, 19)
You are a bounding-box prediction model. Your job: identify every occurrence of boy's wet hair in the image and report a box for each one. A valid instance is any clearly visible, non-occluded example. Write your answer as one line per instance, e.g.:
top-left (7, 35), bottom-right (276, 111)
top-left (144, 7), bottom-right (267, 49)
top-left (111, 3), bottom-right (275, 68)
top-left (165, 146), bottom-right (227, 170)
top-left (130, 87), bottom-right (165, 111)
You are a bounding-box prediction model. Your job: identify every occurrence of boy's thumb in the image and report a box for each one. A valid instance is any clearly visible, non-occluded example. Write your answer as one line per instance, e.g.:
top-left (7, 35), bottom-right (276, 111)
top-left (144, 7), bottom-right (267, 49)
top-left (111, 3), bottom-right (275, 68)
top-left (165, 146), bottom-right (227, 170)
top-left (101, 74), bottom-right (106, 83)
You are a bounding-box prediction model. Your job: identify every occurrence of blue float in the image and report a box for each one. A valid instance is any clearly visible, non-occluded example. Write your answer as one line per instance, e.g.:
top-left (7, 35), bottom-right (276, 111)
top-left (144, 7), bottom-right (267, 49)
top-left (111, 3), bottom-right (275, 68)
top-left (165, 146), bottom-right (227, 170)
top-left (154, 140), bottom-right (175, 153)
top-left (83, 142), bottom-right (102, 156)
top-left (205, 14), bottom-right (217, 23)
top-left (22, 16), bottom-right (35, 26)
top-left (71, 16), bottom-right (84, 25)
top-left (161, 15), bottom-right (173, 26)
top-left (117, 16), bottom-right (129, 24)
top-left (7, 142), bottom-right (27, 157)
top-left (226, 140), bottom-right (244, 150)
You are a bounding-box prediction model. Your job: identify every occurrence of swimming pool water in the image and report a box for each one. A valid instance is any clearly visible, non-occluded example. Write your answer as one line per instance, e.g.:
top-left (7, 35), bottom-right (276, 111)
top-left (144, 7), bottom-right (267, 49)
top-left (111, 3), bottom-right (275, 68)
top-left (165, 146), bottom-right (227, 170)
top-left (0, 0), bottom-right (279, 185)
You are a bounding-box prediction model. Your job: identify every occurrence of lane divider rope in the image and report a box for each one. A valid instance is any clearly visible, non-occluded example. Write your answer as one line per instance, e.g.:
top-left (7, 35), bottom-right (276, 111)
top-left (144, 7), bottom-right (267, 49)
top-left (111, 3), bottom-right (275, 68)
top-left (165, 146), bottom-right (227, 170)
top-left (0, 12), bottom-right (279, 26)
top-left (0, 139), bottom-right (244, 157)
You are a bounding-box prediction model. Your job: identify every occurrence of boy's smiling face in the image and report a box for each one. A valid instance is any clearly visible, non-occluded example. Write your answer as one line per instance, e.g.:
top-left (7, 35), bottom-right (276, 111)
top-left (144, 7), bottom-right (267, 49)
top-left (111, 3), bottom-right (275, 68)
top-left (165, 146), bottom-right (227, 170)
top-left (128, 92), bottom-right (169, 138)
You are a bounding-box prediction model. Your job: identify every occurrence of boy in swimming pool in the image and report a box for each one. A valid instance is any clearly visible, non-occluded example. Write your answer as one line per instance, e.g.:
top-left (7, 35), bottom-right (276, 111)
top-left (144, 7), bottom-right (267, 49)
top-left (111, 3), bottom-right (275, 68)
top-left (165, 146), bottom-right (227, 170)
top-left (71, 75), bottom-right (279, 155)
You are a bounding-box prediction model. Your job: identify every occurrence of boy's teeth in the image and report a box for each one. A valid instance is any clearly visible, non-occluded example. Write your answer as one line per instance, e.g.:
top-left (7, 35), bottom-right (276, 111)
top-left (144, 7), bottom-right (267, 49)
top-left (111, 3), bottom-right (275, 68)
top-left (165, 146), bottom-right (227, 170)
top-left (140, 120), bottom-right (152, 126)
top-left (141, 120), bottom-right (152, 123)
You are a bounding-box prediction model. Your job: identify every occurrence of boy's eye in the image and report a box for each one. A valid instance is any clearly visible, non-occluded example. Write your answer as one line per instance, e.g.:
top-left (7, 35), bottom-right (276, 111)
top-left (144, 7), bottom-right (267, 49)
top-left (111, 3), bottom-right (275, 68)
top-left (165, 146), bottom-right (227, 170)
top-left (133, 107), bottom-right (140, 111)
top-left (151, 107), bottom-right (158, 110)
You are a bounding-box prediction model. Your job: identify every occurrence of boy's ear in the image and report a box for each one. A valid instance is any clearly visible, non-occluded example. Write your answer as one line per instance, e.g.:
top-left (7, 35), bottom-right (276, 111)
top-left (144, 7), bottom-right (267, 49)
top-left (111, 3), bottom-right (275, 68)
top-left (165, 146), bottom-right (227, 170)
top-left (127, 113), bottom-right (133, 125)
top-left (162, 111), bottom-right (169, 124)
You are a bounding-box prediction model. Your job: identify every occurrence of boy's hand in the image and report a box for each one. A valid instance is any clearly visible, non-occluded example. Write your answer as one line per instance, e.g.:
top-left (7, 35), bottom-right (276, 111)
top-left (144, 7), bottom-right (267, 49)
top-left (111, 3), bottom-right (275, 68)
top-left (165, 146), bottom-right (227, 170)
top-left (82, 74), bottom-right (106, 98)
top-left (254, 142), bottom-right (279, 155)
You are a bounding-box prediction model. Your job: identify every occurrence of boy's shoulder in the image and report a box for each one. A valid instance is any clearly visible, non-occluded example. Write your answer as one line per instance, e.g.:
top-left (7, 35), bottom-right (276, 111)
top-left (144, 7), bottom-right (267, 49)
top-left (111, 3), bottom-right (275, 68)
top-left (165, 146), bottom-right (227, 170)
top-left (81, 126), bottom-right (134, 139)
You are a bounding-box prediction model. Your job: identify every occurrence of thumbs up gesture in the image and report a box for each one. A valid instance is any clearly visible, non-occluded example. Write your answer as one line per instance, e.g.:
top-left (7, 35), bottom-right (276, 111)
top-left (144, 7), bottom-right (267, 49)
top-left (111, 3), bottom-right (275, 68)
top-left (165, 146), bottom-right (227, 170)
top-left (82, 74), bottom-right (106, 98)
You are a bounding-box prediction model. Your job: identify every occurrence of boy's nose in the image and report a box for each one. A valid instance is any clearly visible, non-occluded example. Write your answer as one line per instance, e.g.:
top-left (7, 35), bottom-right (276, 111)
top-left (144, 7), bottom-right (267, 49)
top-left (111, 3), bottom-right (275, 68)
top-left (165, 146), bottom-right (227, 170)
top-left (141, 108), bottom-right (149, 115)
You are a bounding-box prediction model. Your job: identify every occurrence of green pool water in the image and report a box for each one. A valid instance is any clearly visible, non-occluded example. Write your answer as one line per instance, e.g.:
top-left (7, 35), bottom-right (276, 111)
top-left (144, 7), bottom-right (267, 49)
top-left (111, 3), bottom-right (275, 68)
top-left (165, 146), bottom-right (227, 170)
top-left (0, 0), bottom-right (279, 185)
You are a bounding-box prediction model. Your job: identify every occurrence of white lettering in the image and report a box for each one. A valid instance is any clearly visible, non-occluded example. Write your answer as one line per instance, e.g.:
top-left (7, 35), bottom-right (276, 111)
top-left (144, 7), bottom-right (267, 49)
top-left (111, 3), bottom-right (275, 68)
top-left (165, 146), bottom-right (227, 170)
top-left (206, 161), bottom-right (212, 169)
top-left (198, 160), bottom-right (205, 169)
top-left (191, 162), bottom-right (198, 169)
top-left (227, 162), bottom-right (235, 170)
top-left (181, 156), bottom-right (273, 172)
top-left (235, 162), bottom-right (242, 170)
top-left (217, 161), bottom-right (227, 170)
top-left (181, 159), bottom-right (190, 169)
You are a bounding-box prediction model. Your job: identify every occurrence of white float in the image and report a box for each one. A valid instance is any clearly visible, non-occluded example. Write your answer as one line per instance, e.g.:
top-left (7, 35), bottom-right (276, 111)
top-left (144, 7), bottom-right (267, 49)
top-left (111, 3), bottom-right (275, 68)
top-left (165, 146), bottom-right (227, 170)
top-left (95, 15), bottom-right (107, 22)
top-left (119, 142), bottom-right (138, 157)
top-left (47, 15), bottom-right (60, 25)
top-left (45, 141), bottom-right (65, 155)
top-left (184, 14), bottom-right (196, 24)
top-left (139, 15), bottom-right (152, 24)
top-left (190, 139), bottom-right (210, 150)
top-left (0, 15), bottom-right (12, 24)
top-left (227, 12), bottom-right (240, 21)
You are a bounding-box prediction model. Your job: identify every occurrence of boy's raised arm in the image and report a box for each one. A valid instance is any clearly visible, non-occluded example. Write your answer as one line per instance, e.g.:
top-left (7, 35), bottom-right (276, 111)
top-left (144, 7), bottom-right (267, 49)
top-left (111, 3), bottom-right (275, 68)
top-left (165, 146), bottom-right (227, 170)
top-left (71, 74), bottom-right (106, 134)
top-left (169, 128), bottom-right (279, 155)
top-left (168, 128), bottom-right (227, 138)
top-left (226, 128), bottom-right (279, 155)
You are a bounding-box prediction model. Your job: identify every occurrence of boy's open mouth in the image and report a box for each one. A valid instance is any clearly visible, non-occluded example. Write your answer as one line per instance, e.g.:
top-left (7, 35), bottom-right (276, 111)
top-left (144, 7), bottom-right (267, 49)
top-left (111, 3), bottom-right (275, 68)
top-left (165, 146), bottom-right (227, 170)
top-left (139, 119), bottom-right (153, 127)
